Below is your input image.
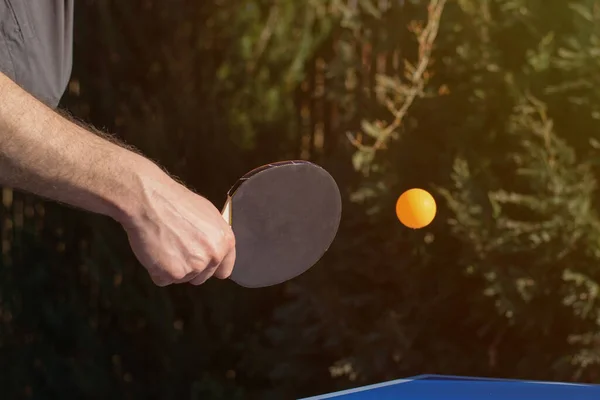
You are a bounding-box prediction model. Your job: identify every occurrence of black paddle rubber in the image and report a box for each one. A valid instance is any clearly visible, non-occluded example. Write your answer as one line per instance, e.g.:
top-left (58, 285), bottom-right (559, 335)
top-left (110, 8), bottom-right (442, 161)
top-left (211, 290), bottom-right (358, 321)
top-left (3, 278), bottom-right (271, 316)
top-left (223, 161), bottom-right (342, 288)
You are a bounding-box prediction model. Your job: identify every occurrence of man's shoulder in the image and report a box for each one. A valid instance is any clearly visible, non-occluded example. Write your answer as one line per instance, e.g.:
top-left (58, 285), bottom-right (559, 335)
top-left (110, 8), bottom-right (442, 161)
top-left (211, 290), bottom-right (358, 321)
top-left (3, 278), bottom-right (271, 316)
top-left (0, 1), bottom-right (74, 108)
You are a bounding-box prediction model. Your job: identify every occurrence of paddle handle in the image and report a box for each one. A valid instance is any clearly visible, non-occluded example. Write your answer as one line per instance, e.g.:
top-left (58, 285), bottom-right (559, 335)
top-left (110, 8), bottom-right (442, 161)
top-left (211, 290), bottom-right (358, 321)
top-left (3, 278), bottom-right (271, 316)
top-left (221, 196), bottom-right (232, 225)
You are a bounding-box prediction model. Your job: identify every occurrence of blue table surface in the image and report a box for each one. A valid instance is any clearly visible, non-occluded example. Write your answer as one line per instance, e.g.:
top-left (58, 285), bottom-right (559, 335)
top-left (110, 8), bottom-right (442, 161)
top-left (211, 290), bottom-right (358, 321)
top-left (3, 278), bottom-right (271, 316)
top-left (299, 374), bottom-right (600, 399)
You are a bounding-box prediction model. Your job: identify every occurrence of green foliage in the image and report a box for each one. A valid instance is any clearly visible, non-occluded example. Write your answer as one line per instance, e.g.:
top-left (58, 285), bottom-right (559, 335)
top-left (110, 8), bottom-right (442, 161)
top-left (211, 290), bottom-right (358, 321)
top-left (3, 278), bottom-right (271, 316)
top-left (442, 94), bottom-right (600, 377)
top-left (436, 0), bottom-right (600, 382)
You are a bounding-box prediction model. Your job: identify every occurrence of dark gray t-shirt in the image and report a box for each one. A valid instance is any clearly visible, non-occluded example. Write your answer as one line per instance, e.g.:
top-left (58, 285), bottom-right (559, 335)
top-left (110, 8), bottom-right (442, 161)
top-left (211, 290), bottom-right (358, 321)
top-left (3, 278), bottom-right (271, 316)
top-left (0, 1), bottom-right (74, 108)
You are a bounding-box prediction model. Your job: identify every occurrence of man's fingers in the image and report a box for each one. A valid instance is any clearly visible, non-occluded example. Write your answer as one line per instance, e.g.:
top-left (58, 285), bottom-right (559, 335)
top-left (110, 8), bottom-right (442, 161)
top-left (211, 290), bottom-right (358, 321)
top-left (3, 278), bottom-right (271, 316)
top-left (187, 249), bottom-right (234, 285)
top-left (172, 270), bottom-right (200, 284)
top-left (144, 223), bottom-right (236, 287)
top-left (213, 247), bottom-right (236, 280)
top-left (189, 268), bottom-right (215, 285)
top-left (149, 271), bottom-right (172, 287)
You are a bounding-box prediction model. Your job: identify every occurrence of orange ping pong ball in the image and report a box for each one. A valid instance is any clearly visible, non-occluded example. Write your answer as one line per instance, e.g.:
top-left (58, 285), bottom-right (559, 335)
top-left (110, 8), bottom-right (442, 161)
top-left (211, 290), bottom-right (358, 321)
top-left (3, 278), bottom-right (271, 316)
top-left (396, 188), bottom-right (436, 229)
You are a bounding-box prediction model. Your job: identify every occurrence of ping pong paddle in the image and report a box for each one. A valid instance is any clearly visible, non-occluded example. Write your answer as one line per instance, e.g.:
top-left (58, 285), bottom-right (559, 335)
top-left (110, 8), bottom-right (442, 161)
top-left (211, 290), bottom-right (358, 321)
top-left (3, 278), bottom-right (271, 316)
top-left (221, 160), bottom-right (341, 288)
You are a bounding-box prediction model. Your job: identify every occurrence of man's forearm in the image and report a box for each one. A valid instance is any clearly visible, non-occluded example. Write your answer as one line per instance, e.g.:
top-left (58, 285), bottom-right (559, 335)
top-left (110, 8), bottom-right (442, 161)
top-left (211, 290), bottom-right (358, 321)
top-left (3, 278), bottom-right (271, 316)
top-left (0, 72), bottom-right (157, 223)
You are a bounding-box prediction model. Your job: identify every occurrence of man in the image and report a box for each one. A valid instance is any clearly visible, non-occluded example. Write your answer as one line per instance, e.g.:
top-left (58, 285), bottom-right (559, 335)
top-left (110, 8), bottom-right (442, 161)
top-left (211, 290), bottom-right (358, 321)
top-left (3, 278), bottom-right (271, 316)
top-left (0, 1), bottom-right (236, 286)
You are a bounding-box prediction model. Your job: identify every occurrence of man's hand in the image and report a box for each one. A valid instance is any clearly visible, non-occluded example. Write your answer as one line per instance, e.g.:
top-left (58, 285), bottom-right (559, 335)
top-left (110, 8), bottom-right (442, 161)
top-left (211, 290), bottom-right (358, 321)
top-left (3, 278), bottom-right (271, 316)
top-left (0, 71), bottom-right (235, 286)
top-left (121, 170), bottom-right (236, 286)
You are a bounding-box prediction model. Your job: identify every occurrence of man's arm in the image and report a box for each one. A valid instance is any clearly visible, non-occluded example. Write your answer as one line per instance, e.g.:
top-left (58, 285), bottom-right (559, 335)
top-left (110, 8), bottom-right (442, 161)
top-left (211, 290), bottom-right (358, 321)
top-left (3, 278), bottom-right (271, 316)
top-left (0, 71), bottom-right (155, 221)
top-left (0, 71), bottom-right (236, 286)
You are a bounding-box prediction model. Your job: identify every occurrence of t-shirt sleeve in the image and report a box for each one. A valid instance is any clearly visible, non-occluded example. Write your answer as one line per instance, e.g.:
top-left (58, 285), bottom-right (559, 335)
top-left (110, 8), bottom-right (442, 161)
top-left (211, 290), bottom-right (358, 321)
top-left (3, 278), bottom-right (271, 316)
top-left (0, 1), bottom-right (74, 108)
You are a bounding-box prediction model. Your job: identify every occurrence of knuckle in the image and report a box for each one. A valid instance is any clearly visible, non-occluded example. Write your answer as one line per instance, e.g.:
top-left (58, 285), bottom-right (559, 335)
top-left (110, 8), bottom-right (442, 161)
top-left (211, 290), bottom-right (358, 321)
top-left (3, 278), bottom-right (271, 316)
top-left (216, 230), bottom-right (235, 256)
top-left (188, 253), bottom-right (210, 271)
top-left (205, 244), bottom-right (225, 265)
top-left (196, 226), bottom-right (235, 265)
top-left (223, 228), bottom-right (236, 247)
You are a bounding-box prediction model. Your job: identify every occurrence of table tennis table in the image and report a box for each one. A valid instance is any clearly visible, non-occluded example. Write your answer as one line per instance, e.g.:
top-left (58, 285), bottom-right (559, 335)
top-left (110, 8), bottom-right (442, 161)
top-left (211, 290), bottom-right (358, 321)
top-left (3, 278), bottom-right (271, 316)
top-left (299, 374), bottom-right (600, 399)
